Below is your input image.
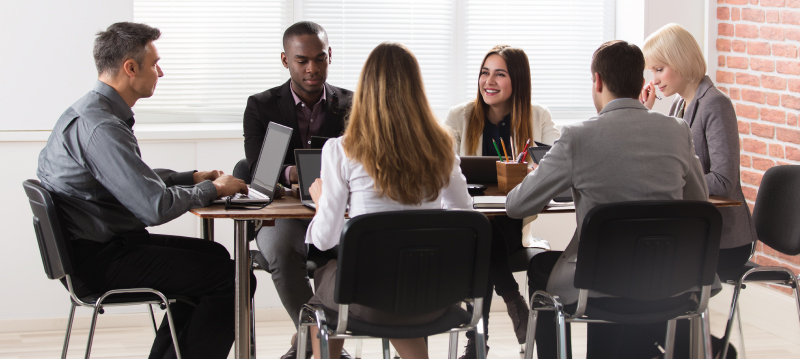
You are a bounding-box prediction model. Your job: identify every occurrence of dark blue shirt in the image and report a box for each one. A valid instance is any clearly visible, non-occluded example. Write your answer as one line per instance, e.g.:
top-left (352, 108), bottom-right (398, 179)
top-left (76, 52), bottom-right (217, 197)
top-left (482, 114), bottom-right (512, 159)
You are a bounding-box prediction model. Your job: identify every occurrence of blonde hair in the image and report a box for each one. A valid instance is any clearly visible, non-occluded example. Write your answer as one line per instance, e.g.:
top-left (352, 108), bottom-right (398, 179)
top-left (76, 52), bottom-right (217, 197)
top-left (465, 45), bottom-right (533, 155)
top-left (643, 23), bottom-right (707, 84)
top-left (342, 43), bottom-right (455, 205)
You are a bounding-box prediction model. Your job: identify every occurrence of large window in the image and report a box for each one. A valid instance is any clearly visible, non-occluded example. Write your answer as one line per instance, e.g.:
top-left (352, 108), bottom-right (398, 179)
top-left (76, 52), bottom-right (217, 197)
top-left (134, 0), bottom-right (614, 124)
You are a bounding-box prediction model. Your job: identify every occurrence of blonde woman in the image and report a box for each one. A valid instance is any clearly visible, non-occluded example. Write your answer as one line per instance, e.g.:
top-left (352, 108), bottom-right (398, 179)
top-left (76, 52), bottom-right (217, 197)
top-left (305, 43), bottom-right (472, 359)
top-left (641, 23), bottom-right (755, 358)
top-left (444, 45), bottom-right (560, 358)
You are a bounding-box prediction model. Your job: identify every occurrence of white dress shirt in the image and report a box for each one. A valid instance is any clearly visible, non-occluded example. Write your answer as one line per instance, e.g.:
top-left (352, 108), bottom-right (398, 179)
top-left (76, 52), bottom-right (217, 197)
top-left (306, 136), bottom-right (473, 251)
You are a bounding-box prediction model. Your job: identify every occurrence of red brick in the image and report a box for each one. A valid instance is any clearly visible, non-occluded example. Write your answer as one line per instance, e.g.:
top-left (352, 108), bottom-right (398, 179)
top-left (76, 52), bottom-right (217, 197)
top-left (733, 7), bottom-right (742, 21)
top-left (719, 86), bottom-right (730, 95)
top-left (787, 145), bottom-right (800, 160)
top-left (762, 0), bottom-right (786, 5)
top-left (743, 137), bottom-right (768, 153)
top-left (755, 254), bottom-right (782, 267)
top-left (778, 160), bottom-right (795, 165)
top-left (719, 23), bottom-right (735, 37)
top-left (741, 153), bottom-right (752, 166)
top-left (717, 70), bottom-right (735, 83)
top-left (761, 107), bottom-right (787, 123)
top-left (769, 143), bottom-right (785, 158)
top-left (752, 122), bottom-right (776, 137)
top-left (774, 44), bottom-right (799, 58)
top-left (736, 72), bottom-right (760, 86)
top-left (766, 284), bottom-right (795, 295)
top-left (748, 41), bottom-right (771, 55)
top-left (783, 94), bottom-right (800, 110)
top-left (754, 156), bottom-right (776, 170)
top-left (789, 113), bottom-right (799, 125)
top-left (738, 119), bottom-right (751, 134)
top-left (736, 24), bottom-right (760, 38)
top-left (767, 10), bottom-right (781, 23)
top-left (719, 55), bottom-right (726, 67)
top-left (728, 56), bottom-right (749, 69)
top-left (761, 26), bottom-right (785, 41)
top-left (788, 29), bottom-right (800, 43)
top-left (718, 0), bottom-right (725, 3)
top-left (742, 170), bottom-right (764, 185)
top-left (742, 185), bottom-right (759, 201)
top-left (742, 88), bottom-right (766, 103)
top-left (791, 78), bottom-right (800, 92)
top-left (737, 103), bottom-right (761, 118)
top-left (726, 0), bottom-right (749, 3)
top-left (743, 8), bottom-right (766, 22)
top-left (778, 126), bottom-right (800, 143)
top-left (751, 0), bottom-right (760, 4)
top-left (717, 39), bottom-right (732, 53)
top-left (762, 74), bottom-right (787, 89)
top-left (790, 0), bottom-right (800, 7)
top-left (777, 60), bottom-right (800, 74)
top-left (718, 7), bottom-right (731, 20)
top-left (767, 92), bottom-right (782, 105)
top-left (731, 88), bottom-right (743, 100)
top-left (751, 58), bottom-right (776, 71)
top-left (783, 10), bottom-right (800, 25)
top-left (733, 39), bottom-right (747, 52)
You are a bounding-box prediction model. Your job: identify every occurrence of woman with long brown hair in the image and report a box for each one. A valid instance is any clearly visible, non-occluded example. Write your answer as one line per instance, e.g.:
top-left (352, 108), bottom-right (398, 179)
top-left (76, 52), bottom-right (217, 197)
top-left (304, 42), bottom-right (472, 359)
top-left (444, 45), bottom-right (560, 358)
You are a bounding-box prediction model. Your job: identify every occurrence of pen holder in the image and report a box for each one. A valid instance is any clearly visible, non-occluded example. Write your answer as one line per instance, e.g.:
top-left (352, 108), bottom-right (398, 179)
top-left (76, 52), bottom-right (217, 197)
top-left (496, 161), bottom-right (527, 194)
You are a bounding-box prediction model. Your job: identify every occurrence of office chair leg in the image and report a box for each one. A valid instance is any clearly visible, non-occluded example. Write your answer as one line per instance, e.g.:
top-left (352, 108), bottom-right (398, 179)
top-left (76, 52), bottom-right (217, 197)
top-left (447, 331), bottom-right (458, 359)
top-left (297, 323), bottom-right (309, 359)
top-left (554, 307), bottom-right (568, 359)
top-left (793, 275), bottom-right (800, 331)
top-left (474, 317), bottom-right (487, 359)
top-left (382, 338), bottom-right (391, 359)
top-left (735, 303), bottom-right (746, 359)
top-left (163, 301), bottom-right (183, 359)
top-left (664, 319), bottom-right (677, 359)
top-left (84, 305), bottom-right (102, 359)
top-left (523, 308), bottom-right (538, 359)
top-left (721, 281), bottom-right (744, 359)
top-left (355, 338), bottom-right (363, 359)
top-left (251, 296), bottom-right (257, 358)
top-left (393, 348), bottom-right (400, 359)
top-left (61, 302), bottom-right (76, 359)
top-left (147, 304), bottom-right (158, 336)
top-left (701, 310), bottom-right (713, 359)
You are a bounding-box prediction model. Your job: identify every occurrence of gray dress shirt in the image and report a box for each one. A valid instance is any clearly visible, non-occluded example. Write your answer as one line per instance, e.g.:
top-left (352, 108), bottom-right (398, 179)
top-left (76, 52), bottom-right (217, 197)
top-left (37, 81), bottom-right (217, 243)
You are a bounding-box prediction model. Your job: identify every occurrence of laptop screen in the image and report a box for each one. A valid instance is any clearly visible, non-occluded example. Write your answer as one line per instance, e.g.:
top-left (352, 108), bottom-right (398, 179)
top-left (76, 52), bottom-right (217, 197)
top-left (252, 122), bottom-right (293, 196)
top-left (295, 149), bottom-right (323, 200)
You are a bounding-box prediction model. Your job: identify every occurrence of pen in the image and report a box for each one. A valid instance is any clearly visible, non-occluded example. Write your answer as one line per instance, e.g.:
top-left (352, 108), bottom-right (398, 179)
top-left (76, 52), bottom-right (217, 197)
top-left (510, 137), bottom-right (517, 162)
top-left (519, 139), bottom-right (531, 162)
top-left (492, 139), bottom-right (504, 162)
top-left (500, 138), bottom-right (509, 163)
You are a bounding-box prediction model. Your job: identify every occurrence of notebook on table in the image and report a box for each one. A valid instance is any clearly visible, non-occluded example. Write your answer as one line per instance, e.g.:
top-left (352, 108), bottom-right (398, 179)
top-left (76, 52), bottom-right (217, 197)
top-left (295, 149), bottom-right (323, 209)
top-left (213, 122), bottom-right (293, 204)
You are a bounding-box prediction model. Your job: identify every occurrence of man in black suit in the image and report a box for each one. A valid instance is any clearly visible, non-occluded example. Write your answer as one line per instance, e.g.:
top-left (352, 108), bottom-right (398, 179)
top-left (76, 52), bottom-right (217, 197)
top-left (242, 21), bottom-right (353, 359)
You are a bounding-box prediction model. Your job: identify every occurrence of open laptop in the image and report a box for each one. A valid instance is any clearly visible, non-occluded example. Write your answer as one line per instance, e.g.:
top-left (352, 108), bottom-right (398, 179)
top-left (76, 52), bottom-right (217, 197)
top-left (527, 146), bottom-right (573, 203)
top-left (213, 122), bottom-right (293, 204)
top-left (295, 149), bottom-right (322, 209)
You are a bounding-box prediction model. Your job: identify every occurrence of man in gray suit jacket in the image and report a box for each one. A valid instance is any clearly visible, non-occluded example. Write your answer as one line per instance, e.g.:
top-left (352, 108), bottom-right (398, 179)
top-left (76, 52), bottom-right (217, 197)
top-left (506, 41), bottom-right (708, 358)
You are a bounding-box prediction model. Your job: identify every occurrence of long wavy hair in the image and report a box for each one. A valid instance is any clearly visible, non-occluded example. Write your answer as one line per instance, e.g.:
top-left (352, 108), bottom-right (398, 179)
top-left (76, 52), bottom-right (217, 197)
top-left (342, 43), bottom-right (454, 204)
top-left (465, 45), bottom-right (533, 155)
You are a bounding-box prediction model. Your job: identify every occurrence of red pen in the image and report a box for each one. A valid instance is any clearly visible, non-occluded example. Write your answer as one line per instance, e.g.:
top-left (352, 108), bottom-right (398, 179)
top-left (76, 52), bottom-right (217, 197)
top-left (518, 139), bottom-right (531, 163)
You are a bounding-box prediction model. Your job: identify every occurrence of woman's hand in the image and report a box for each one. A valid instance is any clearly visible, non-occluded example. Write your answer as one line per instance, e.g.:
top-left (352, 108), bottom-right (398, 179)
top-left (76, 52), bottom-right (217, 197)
top-left (309, 178), bottom-right (323, 205)
top-left (527, 162), bottom-right (538, 173)
top-left (639, 81), bottom-right (657, 110)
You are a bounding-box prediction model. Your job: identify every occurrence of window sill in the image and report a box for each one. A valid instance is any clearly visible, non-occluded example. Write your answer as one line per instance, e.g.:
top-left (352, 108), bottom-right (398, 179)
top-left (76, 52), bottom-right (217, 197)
top-left (0, 123), bottom-right (243, 142)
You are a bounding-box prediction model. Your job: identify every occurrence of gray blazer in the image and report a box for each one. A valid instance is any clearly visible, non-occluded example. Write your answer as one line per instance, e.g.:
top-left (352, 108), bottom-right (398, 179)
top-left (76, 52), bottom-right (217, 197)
top-left (506, 98), bottom-right (709, 304)
top-left (669, 75), bottom-right (757, 249)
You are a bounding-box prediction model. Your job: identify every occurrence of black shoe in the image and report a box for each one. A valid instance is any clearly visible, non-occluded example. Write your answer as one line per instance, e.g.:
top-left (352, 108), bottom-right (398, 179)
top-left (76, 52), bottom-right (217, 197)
top-left (457, 339), bottom-right (489, 359)
top-left (340, 348), bottom-right (354, 359)
top-left (506, 294), bottom-right (530, 344)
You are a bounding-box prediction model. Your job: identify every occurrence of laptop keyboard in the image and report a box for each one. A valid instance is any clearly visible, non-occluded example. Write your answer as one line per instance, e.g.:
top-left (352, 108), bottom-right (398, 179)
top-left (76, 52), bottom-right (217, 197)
top-left (225, 188), bottom-right (268, 201)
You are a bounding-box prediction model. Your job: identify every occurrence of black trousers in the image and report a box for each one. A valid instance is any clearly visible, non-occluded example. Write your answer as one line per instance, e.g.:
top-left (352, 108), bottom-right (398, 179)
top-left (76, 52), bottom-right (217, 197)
top-left (68, 233), bottom-right (256, 359)
top-left (466, 215), bottom-right (523, 342)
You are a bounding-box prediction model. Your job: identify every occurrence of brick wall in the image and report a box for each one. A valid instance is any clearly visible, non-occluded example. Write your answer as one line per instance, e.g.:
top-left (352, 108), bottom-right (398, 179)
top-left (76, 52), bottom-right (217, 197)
top-left (716, 0), bottom-right (800, 292)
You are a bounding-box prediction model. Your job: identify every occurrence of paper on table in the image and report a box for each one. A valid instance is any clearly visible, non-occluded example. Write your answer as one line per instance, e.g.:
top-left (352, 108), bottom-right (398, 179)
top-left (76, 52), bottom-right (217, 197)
top-left (472, 196), bottom-right (574, 210)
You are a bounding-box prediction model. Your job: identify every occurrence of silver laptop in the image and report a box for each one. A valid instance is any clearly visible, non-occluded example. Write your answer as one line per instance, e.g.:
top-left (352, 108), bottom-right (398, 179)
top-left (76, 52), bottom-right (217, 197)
top-left (295, 149), bottom-right (322, 209)
top-left (213, 122), bottom-right (293, 204)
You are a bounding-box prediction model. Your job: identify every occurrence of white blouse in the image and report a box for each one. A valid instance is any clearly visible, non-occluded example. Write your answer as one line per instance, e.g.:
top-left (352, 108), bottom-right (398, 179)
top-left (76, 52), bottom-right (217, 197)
top-left (305, 136), bottom-right (473, 251)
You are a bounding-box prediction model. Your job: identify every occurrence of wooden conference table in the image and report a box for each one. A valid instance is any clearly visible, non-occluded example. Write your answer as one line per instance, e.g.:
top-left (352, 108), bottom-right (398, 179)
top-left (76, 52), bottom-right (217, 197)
top-left (189, 185), bottom-right (742, 359)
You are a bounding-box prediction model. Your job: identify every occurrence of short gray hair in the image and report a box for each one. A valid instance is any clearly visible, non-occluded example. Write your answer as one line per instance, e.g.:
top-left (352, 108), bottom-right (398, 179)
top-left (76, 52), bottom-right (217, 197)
top-left (93, 22), bottom-right (161, 77)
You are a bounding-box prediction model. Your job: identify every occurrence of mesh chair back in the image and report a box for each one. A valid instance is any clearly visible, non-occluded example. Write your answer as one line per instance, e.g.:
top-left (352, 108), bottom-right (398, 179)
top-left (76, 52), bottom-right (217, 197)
top-left (574, 201), bottom-right (722, 301)
top-left (334, 210), bottom-right (491, 316)
top-left (233, 158), bottom-right (252, 184)
top-left (23, 179), bottom-right (74, 280)
top-left (753, 165), bottom-right (800, 255)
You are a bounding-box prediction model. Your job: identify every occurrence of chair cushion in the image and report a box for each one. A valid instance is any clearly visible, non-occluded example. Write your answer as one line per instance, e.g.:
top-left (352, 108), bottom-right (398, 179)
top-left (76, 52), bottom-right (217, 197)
top-left (320, 305), bottom-right (472, 339)
top-left (78, 292), bottom-right (195, 307)
top-left (717, 261), bottom-right (795, 283)
top-left (509, 247), bottom-right (546, 273)
top-left (580, 293), bottom-right (696, 324)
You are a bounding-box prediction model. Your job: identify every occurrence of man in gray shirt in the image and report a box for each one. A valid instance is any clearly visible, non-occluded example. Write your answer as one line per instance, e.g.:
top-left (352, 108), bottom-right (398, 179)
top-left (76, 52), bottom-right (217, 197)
top-left (37, 22), bottom-right (249, 359)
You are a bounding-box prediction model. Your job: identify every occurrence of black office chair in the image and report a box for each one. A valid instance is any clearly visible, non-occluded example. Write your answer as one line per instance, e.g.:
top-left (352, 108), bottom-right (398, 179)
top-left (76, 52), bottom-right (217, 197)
top-left (718, 165), bottom-right (800, 359)
top-left (296, 210), bottom-right (492, 359)
top-left (524, 200), bottom-right (723, 359)
top-left (23, 179), bottom-right (184, 359)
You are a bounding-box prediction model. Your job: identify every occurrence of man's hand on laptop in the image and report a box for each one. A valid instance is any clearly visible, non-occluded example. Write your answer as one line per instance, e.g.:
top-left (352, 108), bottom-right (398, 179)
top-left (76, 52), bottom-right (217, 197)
top-left (213, 175), bottom-right (248, 198)
top-left (194, 170), bottom-right (223, 184)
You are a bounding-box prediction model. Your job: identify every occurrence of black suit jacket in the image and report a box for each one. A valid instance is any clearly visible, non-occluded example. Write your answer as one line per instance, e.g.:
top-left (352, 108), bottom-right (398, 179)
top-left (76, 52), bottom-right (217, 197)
top-left (243, 80), bottom-right (353, 182)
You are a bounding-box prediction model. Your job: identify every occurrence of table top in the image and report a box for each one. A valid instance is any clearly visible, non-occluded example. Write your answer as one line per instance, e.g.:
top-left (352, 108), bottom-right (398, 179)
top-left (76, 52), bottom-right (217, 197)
top-left (189, 185), bottom-right (743, 219)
